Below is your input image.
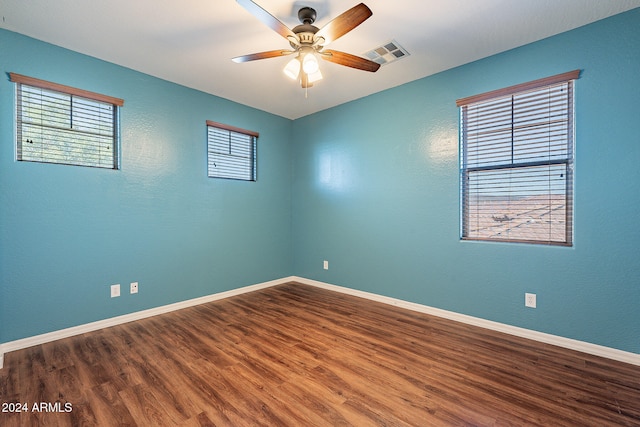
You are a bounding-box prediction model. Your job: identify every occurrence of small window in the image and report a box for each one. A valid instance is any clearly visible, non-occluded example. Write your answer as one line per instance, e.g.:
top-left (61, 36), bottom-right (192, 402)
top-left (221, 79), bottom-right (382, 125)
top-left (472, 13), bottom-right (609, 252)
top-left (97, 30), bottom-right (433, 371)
top-left (207, 120), bottom-right (258, 181)
top-left (10, 73), bottom-right (123, 169)
top-left (457, 70), bottom-right (579, 246)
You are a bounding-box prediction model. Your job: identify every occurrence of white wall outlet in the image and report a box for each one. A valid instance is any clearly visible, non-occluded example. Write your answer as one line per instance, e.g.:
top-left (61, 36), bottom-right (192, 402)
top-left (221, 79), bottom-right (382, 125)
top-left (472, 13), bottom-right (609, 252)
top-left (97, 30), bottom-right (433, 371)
top-left (323, 260), bottom-right (329, 270)
top-left (525, 293), bottom-right (537, 308)
top-left (111, 284), bottom-right (121, 298)
top-left (130, 282), bottom-right (139, 294)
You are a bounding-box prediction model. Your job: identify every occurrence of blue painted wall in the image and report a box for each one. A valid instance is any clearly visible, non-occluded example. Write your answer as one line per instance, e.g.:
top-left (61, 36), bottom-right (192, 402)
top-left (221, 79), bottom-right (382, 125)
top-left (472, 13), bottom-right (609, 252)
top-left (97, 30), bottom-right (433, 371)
top-left (0, 29), bottom-right (293, 343)
top-left (292, 9), bottom-right (640, 353)
top-left (1, 9), bottom-right (639, 355)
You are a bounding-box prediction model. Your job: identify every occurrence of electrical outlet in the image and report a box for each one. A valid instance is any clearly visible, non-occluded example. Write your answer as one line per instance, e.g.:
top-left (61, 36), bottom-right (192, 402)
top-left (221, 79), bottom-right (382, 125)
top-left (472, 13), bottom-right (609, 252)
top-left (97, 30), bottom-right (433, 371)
top-left (111, 284), bottom-right (120, 298)
top-left (323, 260), bottom-right (329, 270)
top-left (130, 282), bottom-right (138, 294)
top-left (525, 293), bottom-right (537, 308)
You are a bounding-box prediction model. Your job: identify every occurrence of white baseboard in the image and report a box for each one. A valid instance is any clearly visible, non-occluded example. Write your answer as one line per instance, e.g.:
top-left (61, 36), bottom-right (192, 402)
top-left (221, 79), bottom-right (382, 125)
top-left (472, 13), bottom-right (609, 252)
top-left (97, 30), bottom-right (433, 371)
top-left (295, 277), bottom-right (640, 366)
top-left (0, 276), bottom-right (296, 369)
top-left (1, 275), bottom-right (638, 369)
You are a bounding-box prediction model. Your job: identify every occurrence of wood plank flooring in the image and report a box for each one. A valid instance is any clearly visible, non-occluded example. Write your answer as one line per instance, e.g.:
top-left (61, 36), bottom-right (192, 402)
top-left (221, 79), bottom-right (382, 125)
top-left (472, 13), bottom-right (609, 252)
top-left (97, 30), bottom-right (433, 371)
top-left (1, 283), bottom-right (639, 426)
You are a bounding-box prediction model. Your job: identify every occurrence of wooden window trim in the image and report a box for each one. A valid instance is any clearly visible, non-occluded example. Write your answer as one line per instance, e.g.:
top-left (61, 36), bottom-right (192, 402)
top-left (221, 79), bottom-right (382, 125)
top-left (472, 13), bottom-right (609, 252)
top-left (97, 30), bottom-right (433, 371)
top-left (456, 69), bottom-right (580, 107)
top-left (206, 120), bottom-right (259, 138)
top-left (9, 72), bottom-right (124, 107)
top-left (461, 237), bottom-right (573, 247)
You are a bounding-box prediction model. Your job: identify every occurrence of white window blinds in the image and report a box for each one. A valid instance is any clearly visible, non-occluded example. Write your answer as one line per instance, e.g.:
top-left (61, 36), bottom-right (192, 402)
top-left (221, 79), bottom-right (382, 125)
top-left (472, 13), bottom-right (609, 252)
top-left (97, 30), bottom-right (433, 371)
top-left (10, 73), bottom-right (123, 169)
top-left (207, 121), bottom-right (258, 181)
top-left (457, 70), bottom-right (579, 245)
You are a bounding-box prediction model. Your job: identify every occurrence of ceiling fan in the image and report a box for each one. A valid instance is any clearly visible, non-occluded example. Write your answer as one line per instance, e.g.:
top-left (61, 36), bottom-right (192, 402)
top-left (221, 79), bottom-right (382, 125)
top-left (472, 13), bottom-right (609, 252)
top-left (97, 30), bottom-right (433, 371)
top-left (233, 0), bottom-right (381, 88)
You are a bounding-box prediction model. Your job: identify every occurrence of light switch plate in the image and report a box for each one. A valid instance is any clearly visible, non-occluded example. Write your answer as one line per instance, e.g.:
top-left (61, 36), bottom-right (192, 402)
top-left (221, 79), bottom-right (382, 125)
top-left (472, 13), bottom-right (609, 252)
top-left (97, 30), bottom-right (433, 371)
top-left (111, 284), bottom-right (120, 298)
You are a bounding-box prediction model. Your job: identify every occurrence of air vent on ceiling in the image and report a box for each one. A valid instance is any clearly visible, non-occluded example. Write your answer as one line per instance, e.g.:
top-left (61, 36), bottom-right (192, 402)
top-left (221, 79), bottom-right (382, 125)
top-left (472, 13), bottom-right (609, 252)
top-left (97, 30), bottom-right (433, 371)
top-left (363, 40), bottom-right (410, 66)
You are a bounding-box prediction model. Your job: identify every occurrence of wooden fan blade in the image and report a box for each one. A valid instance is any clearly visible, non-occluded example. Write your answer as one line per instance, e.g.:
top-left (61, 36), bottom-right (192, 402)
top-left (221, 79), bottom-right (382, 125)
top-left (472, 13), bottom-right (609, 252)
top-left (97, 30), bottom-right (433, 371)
top-left (232, 50), bottom-right (294, 63)
top-left (321, 50), bottom-right (381, 72)
top-left (236, 0), bottom-right (296, 40)
top-left (315, 3), bottom-right (372, 45)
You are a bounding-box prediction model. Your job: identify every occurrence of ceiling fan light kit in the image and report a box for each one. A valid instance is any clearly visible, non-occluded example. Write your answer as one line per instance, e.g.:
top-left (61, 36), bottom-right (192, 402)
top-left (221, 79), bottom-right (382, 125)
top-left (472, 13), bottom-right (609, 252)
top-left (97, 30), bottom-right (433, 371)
top-left (234, 0), bottom-right (380, 89)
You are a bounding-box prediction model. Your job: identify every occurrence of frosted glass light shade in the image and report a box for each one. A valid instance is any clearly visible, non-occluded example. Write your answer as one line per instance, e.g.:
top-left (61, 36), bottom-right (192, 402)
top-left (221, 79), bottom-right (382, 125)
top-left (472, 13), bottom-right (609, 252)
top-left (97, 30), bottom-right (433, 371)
top-left (302, 53), bottom-right (319, 74)
top-left (284, 58), bottom-right (300, 80)
top-left (308, 69), bottom-right (323, 83)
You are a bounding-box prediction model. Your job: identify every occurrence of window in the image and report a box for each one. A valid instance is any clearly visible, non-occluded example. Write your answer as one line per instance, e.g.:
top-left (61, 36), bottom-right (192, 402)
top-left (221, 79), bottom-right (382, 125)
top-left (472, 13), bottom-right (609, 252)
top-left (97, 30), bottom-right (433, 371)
top-left (457, 70), bottom-right (579, 246)
top-left (10, 73), bottom-right (123, 169)
top-left (207, 120), bottom-right (258, 181)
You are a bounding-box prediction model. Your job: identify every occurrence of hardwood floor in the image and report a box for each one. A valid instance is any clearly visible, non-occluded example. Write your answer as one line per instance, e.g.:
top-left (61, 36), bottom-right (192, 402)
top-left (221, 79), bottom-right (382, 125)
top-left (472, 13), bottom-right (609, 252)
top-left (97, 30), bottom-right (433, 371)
top-left (1, 282), bottom-right (639, 426)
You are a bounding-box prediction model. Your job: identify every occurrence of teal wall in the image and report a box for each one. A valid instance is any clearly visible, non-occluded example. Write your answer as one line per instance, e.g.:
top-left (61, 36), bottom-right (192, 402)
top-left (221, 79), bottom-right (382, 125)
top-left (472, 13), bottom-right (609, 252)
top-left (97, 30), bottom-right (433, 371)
top-left (0, 29), bottom-right (293, 343)
top-left (1, 9), bottom-right (639, 354)
top-left (292, 9), bottom-right (640, 353)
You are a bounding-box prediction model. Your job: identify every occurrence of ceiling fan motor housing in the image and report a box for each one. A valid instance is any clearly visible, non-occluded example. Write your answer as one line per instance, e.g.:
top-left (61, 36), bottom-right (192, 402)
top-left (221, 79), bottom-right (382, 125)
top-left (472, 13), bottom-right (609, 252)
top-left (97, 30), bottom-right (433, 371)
top-left (292, 7), bottom-right (319, 45)
top-left (293, 31), bottom-right (317, 45)
top-left (298, 7), bottom-right (317, 24)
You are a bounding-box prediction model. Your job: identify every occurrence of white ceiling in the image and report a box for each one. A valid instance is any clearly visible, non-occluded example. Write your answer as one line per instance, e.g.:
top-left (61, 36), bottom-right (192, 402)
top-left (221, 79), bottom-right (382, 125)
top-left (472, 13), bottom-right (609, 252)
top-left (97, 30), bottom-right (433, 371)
top-left (1, 0), bottom-right (638, 119)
